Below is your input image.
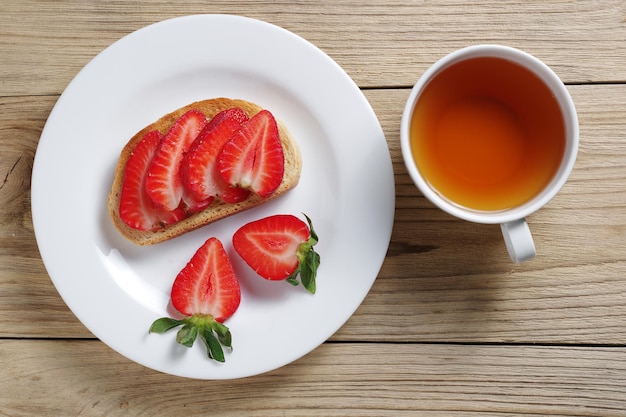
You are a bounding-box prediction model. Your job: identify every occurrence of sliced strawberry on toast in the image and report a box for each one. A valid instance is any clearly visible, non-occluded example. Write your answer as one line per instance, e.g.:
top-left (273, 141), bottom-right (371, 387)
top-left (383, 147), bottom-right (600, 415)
top-left (145, 109), bottom-right (208, 211)
top-left (219, 184), bottom-right (252, 204)
top-left (217, 110), bottom-right (285, 198)
top-left (181, 108), bottom-right (251, 204)
top-left (232, 214), bottom-right (320, 294)
top-left (149, 237), bottom-right (241, 362)
top-left (119, 130), bottom-right (185, 230)
top-left (181, 190), bottom-right (213, 214)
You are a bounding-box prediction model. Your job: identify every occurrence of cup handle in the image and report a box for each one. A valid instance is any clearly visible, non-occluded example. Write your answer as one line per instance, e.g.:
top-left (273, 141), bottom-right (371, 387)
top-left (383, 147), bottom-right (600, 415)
top-left (500, 219), bottom-right (536, 263)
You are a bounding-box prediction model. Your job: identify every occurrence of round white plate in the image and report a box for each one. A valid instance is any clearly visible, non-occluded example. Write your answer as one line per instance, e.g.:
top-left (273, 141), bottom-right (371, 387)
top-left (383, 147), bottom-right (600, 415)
top-left (32, 14), bottom-right (394, 379)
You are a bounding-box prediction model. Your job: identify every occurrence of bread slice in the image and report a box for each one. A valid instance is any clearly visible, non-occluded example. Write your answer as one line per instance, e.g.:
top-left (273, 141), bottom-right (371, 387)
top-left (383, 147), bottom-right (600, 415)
top-left (108, 98), bottom-right (302, 245)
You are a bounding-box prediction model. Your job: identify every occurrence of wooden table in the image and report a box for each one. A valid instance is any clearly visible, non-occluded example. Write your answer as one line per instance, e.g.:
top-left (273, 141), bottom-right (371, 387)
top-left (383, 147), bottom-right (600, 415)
top-left (2, 1), bottom-right (625, 415)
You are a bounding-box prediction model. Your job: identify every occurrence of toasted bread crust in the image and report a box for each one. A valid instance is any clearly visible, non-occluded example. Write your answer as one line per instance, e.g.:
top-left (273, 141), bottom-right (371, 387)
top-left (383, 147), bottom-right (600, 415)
top-left (108, 98), bottom-right (302, 245)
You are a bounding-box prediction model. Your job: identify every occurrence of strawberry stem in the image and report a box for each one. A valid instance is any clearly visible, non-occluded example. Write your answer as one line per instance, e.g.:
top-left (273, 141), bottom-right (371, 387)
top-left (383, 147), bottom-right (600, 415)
top-left (287, 213), bottom-right (321, 294)
top-left (149, 313), bottom-right (233, 362)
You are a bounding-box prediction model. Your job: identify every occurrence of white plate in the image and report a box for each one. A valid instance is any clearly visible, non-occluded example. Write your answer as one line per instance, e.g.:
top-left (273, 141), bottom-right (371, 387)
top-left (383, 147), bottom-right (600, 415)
top-left (32, 14), bottom-right (394, 379)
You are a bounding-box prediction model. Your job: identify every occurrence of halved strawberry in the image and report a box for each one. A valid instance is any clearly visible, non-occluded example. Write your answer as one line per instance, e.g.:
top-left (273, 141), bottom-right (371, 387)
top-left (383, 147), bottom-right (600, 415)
top-left (171, 237), bottom-right (241, 320)
top-left (119, 130), bottom-right (185, 230)
top-left (145, 109), bottom-right (207, 211)
top-left (232, 214), bottom-right (320, 294)
top-left (217, 110), bottom-right (284, 198)
top-left (181, 108), bottom-right (251, 204)
top-left (149, 237), bottom-right (241, 362)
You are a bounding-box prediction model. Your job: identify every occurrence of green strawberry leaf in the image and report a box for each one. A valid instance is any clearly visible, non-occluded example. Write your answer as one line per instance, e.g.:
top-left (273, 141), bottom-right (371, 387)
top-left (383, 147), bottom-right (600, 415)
top-left (303, 213), bottom-right (318, 244)
top-left (213, 321), bottom-right (233, 348)
top-left (285, 275), bottom-right (300, 286)
top-left (291, 213), bottom-right (321, 294)
top-left (300, 251), bottom-right (320, 294)
top-left (149, 317), bottom-right (183, 333)
top-left (176, 323), bottom-right (198, 347)
top-left (149, 313), bottom-right (233, 362)
top-left (200, 328), bottom-right (225, 363)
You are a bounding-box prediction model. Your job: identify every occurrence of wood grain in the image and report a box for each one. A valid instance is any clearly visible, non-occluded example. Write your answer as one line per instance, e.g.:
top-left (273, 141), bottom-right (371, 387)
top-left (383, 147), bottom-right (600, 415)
top-left (0, 95), bottom-right (92, 338)
top-left (1, 0), bottom-right (625, 97)
top-left (1, 340), bottom-right (625, 416)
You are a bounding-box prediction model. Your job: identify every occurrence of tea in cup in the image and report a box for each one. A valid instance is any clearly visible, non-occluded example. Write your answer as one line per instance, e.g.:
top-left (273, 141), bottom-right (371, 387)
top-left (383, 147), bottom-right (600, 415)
top-left (401, 45), bottom-right (578, 263)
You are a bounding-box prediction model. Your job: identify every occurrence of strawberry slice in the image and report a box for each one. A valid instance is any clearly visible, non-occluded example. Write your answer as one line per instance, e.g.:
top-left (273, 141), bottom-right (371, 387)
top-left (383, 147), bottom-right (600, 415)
top-left (145, 109), bottom-right (208, 211)
top-left (182, 188), bottom-right (212, 214)
top-left (119, 130), bottom-right (185, 230)
top-left (181, 108), bottom-right (251, 204)
top-left (219, 184), bottom-right (251, 204)
top-left (217, 110), bottom-right (285, 198)
top-left (149, 237), bottom-right (241, 362)
top-left (232, 214), bottom-right (320, 294)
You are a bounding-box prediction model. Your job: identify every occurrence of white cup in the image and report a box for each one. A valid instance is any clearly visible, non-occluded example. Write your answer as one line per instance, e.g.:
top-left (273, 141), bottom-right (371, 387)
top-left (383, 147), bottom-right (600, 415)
top-left (400, 45), bottom-right (579, 263)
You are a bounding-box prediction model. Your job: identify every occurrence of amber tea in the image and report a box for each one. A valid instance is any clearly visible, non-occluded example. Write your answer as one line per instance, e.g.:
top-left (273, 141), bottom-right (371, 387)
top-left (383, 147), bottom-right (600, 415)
top-left (410, 56), bottom-right (566, 211)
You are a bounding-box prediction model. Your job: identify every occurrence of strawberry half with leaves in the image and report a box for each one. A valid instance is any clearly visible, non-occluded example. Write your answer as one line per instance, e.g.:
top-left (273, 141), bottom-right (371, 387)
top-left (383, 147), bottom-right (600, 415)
top-left (149, 237), bottom-right (241, 362)
top-left (217, 110), bottom-right (284, 198)
top-left (232, 214), bottom-right (320, 294)
top-left (181, 108), bottom-right (251, 204)
top-left (145, 109), bottom-right (208, 211)
top-left (119, 130), bottom-right (185, 230)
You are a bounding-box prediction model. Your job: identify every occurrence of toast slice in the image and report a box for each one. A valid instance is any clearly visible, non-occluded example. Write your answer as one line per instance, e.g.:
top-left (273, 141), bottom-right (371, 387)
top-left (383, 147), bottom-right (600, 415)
top-left (108, 98), bottom-right (302, 245)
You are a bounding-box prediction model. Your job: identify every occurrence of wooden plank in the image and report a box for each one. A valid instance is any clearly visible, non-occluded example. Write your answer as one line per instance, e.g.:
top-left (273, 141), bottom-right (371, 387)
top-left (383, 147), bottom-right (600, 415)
top-left (1, 0), bottom-right (625, 96)
top-left (1, 84), bottom-right (626, 342)
top-left (1, 340), bottom-right (625, 416)
top-left (0, 96), bottom-right (92, 338)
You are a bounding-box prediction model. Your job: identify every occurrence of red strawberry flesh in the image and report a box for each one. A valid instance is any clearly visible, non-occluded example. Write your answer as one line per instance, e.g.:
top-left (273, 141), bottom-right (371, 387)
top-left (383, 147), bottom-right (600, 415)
top-left (119, 130), bottom-right (185, 230)
top-left (181, 108), bottom-right (251, 203)
top-left (145, 109), bottom-right (207, 211)
top-left (171, 237), bottom-right (241, 322)
top-left (217, 110), bottom-right (284, 198)
top-left (233, 214), bottom-right (310, 280)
